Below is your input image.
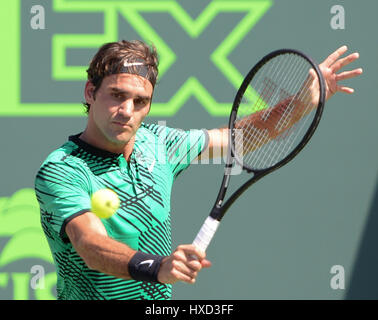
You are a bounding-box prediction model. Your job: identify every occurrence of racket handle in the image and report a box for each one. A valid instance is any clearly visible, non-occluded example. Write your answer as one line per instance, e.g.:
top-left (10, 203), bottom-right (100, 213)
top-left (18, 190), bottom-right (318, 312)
top-left (192, 216), bottom-right (220, 253)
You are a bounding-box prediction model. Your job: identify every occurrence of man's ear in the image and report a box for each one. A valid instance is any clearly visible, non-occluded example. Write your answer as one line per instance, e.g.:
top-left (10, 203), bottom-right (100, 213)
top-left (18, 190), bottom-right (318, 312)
top-left (84, 81), bottom-right (96, 104)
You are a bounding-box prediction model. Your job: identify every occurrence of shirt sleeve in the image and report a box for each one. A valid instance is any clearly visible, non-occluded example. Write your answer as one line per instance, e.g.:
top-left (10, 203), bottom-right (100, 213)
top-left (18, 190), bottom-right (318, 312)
top-left (163, 127), bottom-right (209, 178)
top-left (35, 158), bottom-right (91, 241)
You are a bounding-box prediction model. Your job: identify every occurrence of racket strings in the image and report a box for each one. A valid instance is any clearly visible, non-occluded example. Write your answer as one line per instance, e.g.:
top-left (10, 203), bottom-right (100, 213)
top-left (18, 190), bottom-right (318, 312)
top-left (246, 83), bottom-right (314, 168)
top-left (234, 55), bottom-right (293, 156)
top-left (256, 79), bottom-right (314, 169)
top-left (273, 76), bottom-right (317, 162)
top-left (235, 53), bottom-right (320, 170)
top-left (246, 80), bottom-right (314, 169)
top-left (235, 54), bottom-right (301, 164)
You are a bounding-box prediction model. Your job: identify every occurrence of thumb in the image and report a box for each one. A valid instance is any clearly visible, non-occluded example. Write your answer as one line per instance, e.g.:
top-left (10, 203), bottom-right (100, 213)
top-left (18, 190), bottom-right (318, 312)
top-left (308, 68), bottom-right (318, 82)
top-left (200, 259), bottom-right (212, 269)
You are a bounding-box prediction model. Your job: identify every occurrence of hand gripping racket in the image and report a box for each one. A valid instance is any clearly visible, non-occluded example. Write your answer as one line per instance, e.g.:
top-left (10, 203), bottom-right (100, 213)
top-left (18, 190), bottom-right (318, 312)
top-left (193, 49), bottom-right (326, 253)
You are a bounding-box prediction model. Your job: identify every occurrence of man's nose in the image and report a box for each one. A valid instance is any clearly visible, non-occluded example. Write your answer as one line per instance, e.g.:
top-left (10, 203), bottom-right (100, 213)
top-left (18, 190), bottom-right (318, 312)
top-left (118, 99), bottom-right (133, 118)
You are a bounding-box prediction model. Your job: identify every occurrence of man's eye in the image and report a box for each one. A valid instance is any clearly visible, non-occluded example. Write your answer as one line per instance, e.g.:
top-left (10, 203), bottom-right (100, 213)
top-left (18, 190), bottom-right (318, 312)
top-left (135, 99), bottom-right (147, 106)
top-left (112, 93), bottom-right (123, 99)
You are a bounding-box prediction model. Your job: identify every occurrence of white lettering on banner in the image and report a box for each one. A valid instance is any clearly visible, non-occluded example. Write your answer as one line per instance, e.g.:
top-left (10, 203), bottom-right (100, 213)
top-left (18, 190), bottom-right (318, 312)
top-left (30, 5), bottom-right (46, 30)
top-left (330, 5), bottom-right (345, 30)
top-left (330, 265), bottom-right (345, 290)
top-left (30, 265), bottom-right (45, 290)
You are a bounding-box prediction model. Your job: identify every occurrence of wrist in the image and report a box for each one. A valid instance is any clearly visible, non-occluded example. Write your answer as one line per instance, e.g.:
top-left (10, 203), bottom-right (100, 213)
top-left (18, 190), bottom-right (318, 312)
top-left (128, 251), bottom-right (164, 283)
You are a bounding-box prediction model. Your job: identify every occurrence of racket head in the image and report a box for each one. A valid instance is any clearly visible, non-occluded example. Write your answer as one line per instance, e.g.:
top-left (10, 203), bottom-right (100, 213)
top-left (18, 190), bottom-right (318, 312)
top-left (229, 49), bottom-right (326, 174)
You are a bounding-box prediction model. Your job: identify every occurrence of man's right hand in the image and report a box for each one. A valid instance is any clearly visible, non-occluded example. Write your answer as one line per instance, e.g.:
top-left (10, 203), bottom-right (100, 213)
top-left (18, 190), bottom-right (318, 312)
top-left (157, 244), bottom-right (212, 284)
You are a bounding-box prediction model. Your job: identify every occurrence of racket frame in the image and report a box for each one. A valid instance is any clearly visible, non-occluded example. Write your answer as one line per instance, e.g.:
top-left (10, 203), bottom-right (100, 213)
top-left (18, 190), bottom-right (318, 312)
top-left (210, 48), bottom-right (326, 222)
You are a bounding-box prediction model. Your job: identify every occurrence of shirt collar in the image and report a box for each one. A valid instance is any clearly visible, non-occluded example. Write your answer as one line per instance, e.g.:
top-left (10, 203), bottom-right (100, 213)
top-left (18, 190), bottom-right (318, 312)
top-left (68, 133), bottom-right (122, 158)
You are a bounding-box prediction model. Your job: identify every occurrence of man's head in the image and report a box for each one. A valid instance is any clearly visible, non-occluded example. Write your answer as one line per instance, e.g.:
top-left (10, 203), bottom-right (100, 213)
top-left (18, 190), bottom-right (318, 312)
top-left (82, 40), bottom-right (159, 152)
top-left (84, 40), bottom-right (159, 113)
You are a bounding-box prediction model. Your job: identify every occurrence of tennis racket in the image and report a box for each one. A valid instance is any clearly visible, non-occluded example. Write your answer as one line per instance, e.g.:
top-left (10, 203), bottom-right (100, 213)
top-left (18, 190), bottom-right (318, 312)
top-left (193, 49), bottom-right (326, 253)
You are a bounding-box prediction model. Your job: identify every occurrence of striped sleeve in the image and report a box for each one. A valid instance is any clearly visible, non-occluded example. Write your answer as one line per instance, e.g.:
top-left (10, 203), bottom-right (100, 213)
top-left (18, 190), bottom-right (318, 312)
top-left (142, 123), bottom-right (209, 177)
top-left (159, 126), bottom-right (209, 178)
top-left (34, 158), bottom-right (91, 240)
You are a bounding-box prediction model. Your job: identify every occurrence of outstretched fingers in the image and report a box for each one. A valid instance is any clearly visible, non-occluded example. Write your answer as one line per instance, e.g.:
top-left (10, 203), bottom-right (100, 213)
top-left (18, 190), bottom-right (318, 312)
top-left (336, 68), bottom-right (363, 81)
top-left (320, 45), bottom-right (363, 99)
top-left (336, 85), bottom-right (355, 94)
top-left (330, 52), bottom-right (360, 73)
top-left (322, 45), bottom-right (348, 67)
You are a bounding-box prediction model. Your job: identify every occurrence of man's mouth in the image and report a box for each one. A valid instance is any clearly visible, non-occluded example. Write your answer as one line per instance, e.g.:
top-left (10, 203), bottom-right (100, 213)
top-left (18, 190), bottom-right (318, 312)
top-left (112, 121), bottom-right (132, 128)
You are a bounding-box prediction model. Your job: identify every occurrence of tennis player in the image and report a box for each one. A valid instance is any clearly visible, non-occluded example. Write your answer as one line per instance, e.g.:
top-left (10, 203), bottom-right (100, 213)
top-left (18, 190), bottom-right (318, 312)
top-left (34, 40), bottom-right (361, 300)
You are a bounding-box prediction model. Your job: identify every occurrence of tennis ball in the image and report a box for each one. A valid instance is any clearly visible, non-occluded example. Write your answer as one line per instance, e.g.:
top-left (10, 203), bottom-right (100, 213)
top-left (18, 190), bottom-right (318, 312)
top-left (91, 188), bottom-right (120, 219)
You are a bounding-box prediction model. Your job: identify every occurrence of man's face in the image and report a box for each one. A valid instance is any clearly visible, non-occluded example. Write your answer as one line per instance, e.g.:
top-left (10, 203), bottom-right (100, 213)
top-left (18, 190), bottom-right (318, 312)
top-left (85, 73), bottom-right (153, 149)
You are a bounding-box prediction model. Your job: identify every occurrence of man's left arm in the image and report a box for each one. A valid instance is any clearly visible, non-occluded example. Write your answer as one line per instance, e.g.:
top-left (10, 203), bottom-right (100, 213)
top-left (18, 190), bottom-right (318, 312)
top-left (198, 45), bottom-right (362, 161)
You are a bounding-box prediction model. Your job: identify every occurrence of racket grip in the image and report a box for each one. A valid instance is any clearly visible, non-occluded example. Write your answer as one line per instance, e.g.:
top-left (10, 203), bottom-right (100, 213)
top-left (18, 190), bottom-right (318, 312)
top-left (192, 216), bottom-right (220, 253)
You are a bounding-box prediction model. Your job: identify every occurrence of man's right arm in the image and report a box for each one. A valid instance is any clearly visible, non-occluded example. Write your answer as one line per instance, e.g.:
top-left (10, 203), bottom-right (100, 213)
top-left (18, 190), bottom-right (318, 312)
top-left (65, 212), bottom-right (211, 284)
top-left (65, 211), bottom-right (136, 279)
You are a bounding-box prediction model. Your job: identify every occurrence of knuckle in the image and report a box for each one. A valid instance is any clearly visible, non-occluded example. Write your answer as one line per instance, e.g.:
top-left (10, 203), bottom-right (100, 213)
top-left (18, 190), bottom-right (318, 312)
top-left (171, 260), bottom-right (180, 269)
top-left (190, 260), bottom-right (201, 271)
top-left (170, 269), bottom-right (179, 279)
top-left (173, 251), bottom-right (181, 260)
top-left (196, 252), bottom-right (205, 261)
top-left (176, 245), bottom-right (186, 251)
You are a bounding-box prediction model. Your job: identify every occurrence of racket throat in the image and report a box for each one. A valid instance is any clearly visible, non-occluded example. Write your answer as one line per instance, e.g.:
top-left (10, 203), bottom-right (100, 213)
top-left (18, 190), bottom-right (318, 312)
top-left (210, 173), bottom-right (231, 221)
top-left (209, 206), bottom-right (224, 221)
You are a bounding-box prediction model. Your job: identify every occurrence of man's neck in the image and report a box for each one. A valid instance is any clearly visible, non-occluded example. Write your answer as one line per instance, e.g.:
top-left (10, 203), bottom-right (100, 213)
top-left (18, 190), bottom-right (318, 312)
top-left (79, 129), bottom-right (136, 162)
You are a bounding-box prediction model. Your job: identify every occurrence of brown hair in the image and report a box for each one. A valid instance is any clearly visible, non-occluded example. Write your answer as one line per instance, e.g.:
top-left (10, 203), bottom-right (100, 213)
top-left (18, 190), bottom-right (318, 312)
top-left (83, 40), bottom-right (159, 113)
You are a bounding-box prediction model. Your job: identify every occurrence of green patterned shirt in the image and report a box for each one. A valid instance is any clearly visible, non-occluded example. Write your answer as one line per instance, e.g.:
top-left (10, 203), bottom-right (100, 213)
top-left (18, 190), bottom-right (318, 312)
top-left (34, 123), bottom-right (208, 300)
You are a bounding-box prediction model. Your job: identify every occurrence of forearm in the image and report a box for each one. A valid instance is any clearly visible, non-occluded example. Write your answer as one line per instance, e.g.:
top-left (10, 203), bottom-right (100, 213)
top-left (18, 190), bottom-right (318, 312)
top-left (197, 127), bottom-right (229, 161)
top-left (74, 232), bottom-right (136, 279)
top-left (74, 234), bottom-right (209, 285)
top-left (66, 212), bottom-right (165, 283)
top-left (236, 96), bottom-right (295, 132)
top-left (234, 96), bottom-right (310, 153)
top-left (205, 97), bottom-right (305, 159)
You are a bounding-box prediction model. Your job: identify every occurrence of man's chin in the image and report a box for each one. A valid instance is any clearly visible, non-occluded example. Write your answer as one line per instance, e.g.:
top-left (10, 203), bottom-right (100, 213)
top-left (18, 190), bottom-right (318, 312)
top-left (108, 131), bottom-right (135, 145)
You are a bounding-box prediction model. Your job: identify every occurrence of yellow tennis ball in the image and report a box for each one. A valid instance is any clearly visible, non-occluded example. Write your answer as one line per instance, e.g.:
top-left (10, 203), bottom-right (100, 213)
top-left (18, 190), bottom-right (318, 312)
top-left (91, 189), bottom-right (120, 219)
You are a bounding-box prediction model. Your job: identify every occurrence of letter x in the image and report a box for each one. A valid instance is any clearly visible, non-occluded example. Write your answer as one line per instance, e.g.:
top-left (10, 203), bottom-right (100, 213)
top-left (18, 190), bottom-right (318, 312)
top-left (52, 0), bottom-right (272, 116)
